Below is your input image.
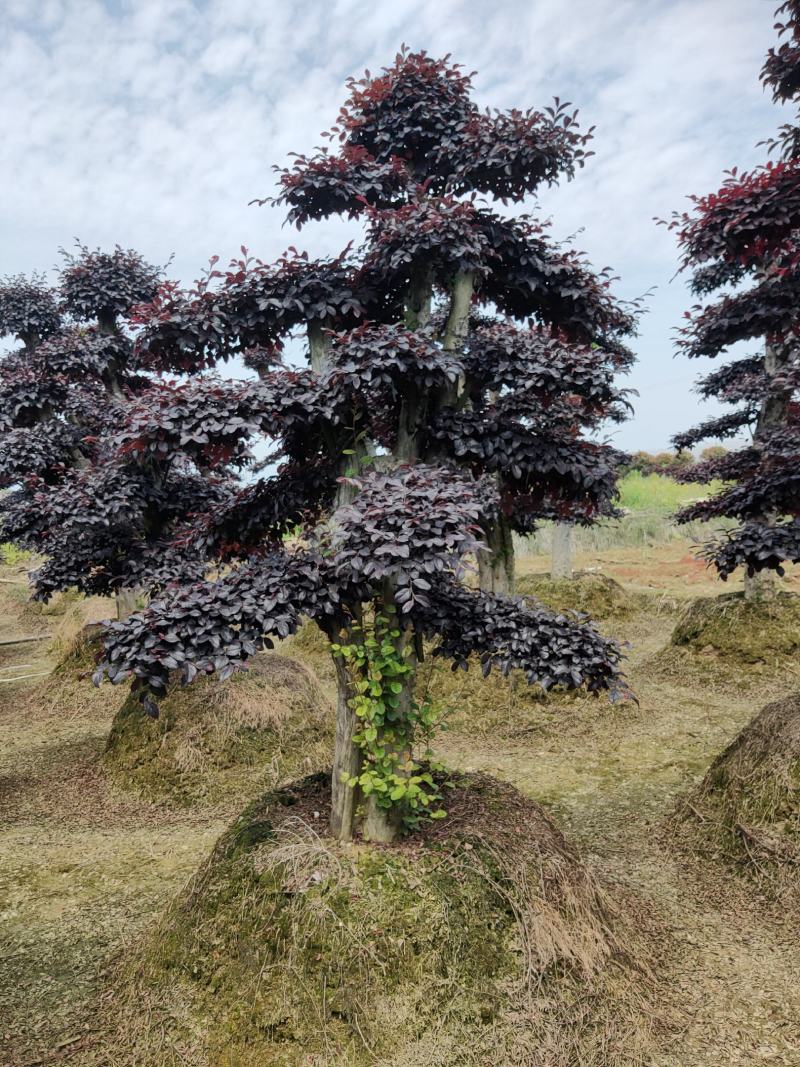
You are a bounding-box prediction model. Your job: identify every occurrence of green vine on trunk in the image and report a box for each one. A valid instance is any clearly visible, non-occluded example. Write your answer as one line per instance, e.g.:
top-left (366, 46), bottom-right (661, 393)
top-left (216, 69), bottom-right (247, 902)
top-left (331, 611), bottom-right (447, 829)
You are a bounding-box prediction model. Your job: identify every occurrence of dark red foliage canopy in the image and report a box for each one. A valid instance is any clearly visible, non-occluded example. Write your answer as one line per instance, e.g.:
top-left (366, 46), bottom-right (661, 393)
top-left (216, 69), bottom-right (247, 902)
top-left (2, 51), bottom-right (635, 745)
top-left (667, 3), bottom-right (800, 580)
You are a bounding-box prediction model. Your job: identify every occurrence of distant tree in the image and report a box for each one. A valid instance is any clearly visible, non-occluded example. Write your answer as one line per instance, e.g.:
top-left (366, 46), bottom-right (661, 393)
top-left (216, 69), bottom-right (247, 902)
top-left (667, 2), bottom-right (800, 599)
top-left (0, 246), bottom-right (223, 616)
top-left (626, 450), bottom-right (658, 476)
top-left (650, 450), bottom-right (695, 476)
top-left (699, 444), bottom-right (728, 463)
top-left (625, 449), bottom-right (695, 478)
top-left (31, 52), bottom-right (632, 845)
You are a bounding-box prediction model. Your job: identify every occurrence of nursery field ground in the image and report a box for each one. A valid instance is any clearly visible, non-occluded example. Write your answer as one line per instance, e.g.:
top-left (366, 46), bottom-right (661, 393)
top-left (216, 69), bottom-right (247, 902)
top-left (0, 541), bottom-right (799, 1065)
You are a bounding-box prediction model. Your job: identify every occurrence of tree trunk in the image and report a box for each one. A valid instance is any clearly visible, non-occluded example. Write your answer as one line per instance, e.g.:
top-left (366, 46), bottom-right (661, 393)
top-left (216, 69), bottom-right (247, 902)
top-left (366, 585), bottom-right (416, 844)
top-left (396, 389), bottom-right (423, 464)
top-left (743, 339), bottom-right (791, 599)
top-left (433, 270), bottom-right (475, 413)
top-left (362, 625), bottom-right (416, 845)
top-left (744, 569), bottom-right (777, 604)
top-left (442, 271), bottom-right (474, 356)
top-left (478, 512), bottom-right (515, 594)
top-left (330, 652), bottom-right (362, 841)
top-left (551, 523), bottom-right (574, 580)
top-left (405, 264), bottom-right (433, 331)
top-left (422, 270), bottom-right (476, 467)
top-left (115, 587), bottom-right (141, 620)
top-left (307, 319), bottom-right (331, 375)
top-left (362, 802), bottom-right (402, 843)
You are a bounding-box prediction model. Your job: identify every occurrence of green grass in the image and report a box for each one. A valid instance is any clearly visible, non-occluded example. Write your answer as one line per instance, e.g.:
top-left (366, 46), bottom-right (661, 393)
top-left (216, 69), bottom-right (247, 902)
top-left (518, 471), bottom-right (730, 555)
top-left (1, 543), bottom-right (30, 566)
top-left (616, 471), bottom-right (724, 514)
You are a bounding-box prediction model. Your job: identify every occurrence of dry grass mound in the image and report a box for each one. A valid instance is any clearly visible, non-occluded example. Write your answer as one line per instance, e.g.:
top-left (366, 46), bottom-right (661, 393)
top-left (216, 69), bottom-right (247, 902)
top-left (96, 772), bottom-right (661, 1067)
top-left (417, 654), bottom-right (613, 743)
top-left (673, 692), bottom-right (800, 903)
top-left (670, 591), bottom-right (800, 665)
top-left (103, 654), bottom-right (333, 806)
top-left (644, 592), bottom-right (800, 694)
top-left (14, 624), bottom-right (119, 723)
top-left (281, 616), bottom-right (337, 689)
top-left (51, 620), bottom-right (105, 672)
top-left (516, 571), bottom-right (643, 620)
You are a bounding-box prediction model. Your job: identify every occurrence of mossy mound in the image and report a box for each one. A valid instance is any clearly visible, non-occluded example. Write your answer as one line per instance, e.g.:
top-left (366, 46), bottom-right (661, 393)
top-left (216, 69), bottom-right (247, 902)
top-left (103, 655), bottom-right (333, 806)
top-left (673, 693), bottom-right (800, 901)
top-left (51, 621), bottom-right (105, 674)
top-left (516, 571), bottom-right (641, 621)
top-left (101, 772), bottom-right (660, 1066)
top-left (669, 591), bottom-right (800, 669)
top-left (418, 654), bottom-right (611, 742)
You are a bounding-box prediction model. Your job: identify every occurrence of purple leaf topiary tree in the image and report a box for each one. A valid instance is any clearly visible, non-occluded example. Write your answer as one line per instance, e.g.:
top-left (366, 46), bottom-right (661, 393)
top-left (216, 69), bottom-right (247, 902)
top-left (9, 53), bottom-right (634, 844)
top-left (666, 3), bottom-right (800, 601)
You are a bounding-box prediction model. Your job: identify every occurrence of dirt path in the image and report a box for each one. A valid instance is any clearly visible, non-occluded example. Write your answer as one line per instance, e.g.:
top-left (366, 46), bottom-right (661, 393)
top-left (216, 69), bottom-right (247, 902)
top-left (441, 609), bottom-right (800, 1066)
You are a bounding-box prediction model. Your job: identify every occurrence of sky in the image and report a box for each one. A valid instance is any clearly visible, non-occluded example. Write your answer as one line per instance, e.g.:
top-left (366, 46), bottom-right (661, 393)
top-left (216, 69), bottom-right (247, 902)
top-left (0, 0), bottom-right (787, 451)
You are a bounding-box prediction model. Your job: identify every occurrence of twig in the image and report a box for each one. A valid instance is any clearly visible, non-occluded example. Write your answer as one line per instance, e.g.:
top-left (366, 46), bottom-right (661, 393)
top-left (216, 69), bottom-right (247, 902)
top-left (0, 634), bottom-right (50, 646)
top-left (21, 1028), bottom-right (100, 1066)
top-left (0, 671), bottom-right (50, 683)
top-left (735, 821), bottom-right (800, 866)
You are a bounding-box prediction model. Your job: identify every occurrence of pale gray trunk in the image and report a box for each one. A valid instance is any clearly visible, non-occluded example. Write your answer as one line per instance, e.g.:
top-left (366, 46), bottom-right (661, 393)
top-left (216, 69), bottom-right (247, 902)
top-left (404, 264), bottom-right (433, 331)
top-left (478, 512), bottom-right (515, 594)
top-left (96, 311), bottom-right (127, 400)
top-left (744, 569), bottom-right (777, 604)
top-left (551, 523), bottom-right (574, 580)
top-left (330, 653), bottom-right (362, 841)
top-left (306, 317), bottom-right (371, 509)
top-left (115, 587), bottom-right (141, 620)
top-left (756, 341), bottom-right (791, 436)
top-left (422, 271), bottom-right (475, 466)
top-left (307, 319), bottom-right (331, 375)
top-left (396, 265), bottom-right (435, 463)
top-left (442, 271), bottom-right (475, 359)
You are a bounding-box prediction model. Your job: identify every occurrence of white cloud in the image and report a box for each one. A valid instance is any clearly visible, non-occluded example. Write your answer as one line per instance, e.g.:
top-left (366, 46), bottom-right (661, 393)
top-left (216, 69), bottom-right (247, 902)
top-left (0, 0), bottom-right (782, 448)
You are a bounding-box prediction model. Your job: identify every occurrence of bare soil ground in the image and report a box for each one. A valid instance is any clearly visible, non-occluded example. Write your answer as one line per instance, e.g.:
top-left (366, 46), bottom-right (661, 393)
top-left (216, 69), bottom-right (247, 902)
top-left (1, 548), bottom-right (799, 1065)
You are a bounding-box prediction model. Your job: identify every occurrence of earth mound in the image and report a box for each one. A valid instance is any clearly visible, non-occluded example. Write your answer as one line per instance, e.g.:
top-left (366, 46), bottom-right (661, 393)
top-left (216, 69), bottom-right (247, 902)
top-left (673, 692), bottom-right (800, 902)
top-left (669, 591), bottom-right (800, 667)
top-left (516, 571), bottom-right (640, 621)
top-left (104, 654), bottom-right (333, 806)
top-left (418, 653), bottom-right (609, 741)
top-left (100, 772), bottom-right (661, 1066)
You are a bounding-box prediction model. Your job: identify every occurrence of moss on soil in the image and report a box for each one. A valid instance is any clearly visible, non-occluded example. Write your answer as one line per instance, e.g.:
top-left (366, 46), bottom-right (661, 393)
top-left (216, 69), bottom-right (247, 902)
top-left (98, 772), bottom-right (659, 1067)
top-left (673, 692), bottom-right (800, 901)
top-left (103, 654), bottom-right (333, 806)
top-left (516, 571), bottom-right (644, 620)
